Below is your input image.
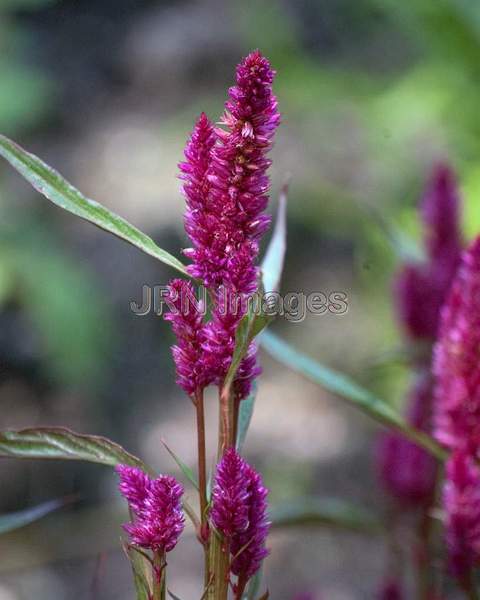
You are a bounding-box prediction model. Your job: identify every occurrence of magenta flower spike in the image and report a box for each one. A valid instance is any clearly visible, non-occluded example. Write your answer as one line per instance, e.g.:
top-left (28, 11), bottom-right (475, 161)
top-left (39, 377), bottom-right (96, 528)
top-left (163, 278), bottom-right (209, 396)
top-left (421, 164), bottom-right (462, 267)
top-left (176, 51), bottom-right (280, 400)
top-left (116, 465), bottom-right (185, 553)
top-left (394, 164), bottom-right (462, 341)
top-left (211, 447), bottom-right (251, 537)
top-left (433, 236), bottom-right (480, 452)
top-left (230, 462), bottom-right (270, 581)
top-left (211, 448), bottom-right (270, 585)
top-left (376, 373), bottom-right (437, 506)
top-left (443, 449), bottom-right (480, 579)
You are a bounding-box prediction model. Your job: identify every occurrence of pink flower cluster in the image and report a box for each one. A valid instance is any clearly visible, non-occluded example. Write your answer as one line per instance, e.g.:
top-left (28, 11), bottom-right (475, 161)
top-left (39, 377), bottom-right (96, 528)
top-left (376, 374), bottom-right (437, 506)
top-left (116, 465), bottom-right (185, 553)
top-left (433, 237), bottom-right (480, 578)
top-left (166, 50), bottom-right (280, 401)
top-left (394, 165), bottom-right (462, 341)
top-left (433, 237), bottom-right (480, 452)
top-left (211, 448), bottom-right (270, 585)
top-left (443, 450), bottom-right (480, 579)
top-left (377, 166), bottom-right (460, 508)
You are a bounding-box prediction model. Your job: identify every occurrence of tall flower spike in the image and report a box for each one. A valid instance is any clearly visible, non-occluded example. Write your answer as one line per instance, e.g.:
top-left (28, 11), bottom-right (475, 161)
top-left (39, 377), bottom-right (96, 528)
top-left (116, 465), bottom-right (185, 553)
top-left (443, 449), bottom-right (480, 580)
top-left (164, 278), bottom-right (209, 395)
top-left (202, 51), bottom-right (280, 398)
top-left (433, 236), bottom-right (480, 452)
top-left (376, 373), bottom-right (437, 506)
top-left (210, 449), bottom-right (270, 587)
top-left (394, 164), bottom-right (462, 341)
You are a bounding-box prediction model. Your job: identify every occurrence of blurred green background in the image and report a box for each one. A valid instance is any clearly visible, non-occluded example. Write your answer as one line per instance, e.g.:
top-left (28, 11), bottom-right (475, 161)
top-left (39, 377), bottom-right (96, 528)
top-left (0, 0), bottom-right (478, 598)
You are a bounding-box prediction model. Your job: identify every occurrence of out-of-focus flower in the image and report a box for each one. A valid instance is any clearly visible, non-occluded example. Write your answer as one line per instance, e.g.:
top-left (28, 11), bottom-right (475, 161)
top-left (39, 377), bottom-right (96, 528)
top-left (116, 465), bottom-right (185, 553)
top-left (164, 278), bottom-right (208, 396)
top-left (433, 236), bottom-right (480, 452)
top-left (377, 579), bottom-right (403, 600)
top-left (210, 448), bottom-right (270, 585)
top-left (394, 164), bottom-right (462, 341)
top-left (376, 373), bottom-right (437, 506)
top-left (443, 450), bottom-right (480, 579)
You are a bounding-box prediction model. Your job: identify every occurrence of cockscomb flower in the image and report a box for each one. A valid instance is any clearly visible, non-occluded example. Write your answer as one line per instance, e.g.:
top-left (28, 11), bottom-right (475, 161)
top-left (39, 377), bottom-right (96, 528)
top-left (394, 164), bottom-right (462, 341)
top-left (376, 373), bottom-right (437, 506)
top-left (178, 51), bottom-right (280, 400)
top-left (443, 449), bottom-right (480, 579)
top-left (433, 236), bottom-right (480, 452)
top-left (116, 465), bottom-right (185, 553)
top-left (211, 449), bottom-right (270, 584)
top-left (211, 447), bottom-right (251, 537)
top-left (180, 51), bottom-right (280, 294)
top-left (230, 461), bottom-right (270, 581)
top-left (163, 278), bottom-right (209, 396)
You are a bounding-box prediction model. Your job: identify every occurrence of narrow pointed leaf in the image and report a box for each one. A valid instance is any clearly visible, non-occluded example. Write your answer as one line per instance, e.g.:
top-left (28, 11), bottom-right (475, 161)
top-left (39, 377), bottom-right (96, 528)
top-left (161, 439), bottom-right (198, 490)
top-left (0, 135), bottom-right (188, 276)
top-left (223, 293), bottom-right (272, 392)
top-left (168, 591), bottom-right (184, 600)
top-left (0, 427), bottom-right (150, 471)
top-left (0, 498), bottom-right (66, 535)
top-left (243, 568), bottom-right (263, 600)
top-left (363, 202), bottom-right (423, 262)
top-left (261, 182), bottom-right (288, 294)
top-left (270, 498), bottom-right (382, 533)
top-left (123, 544), bottom-right (152, 600)
top-left (236, 383), bottom-right (257, 451)
top-left (260, 331), bottom-right (446, 461)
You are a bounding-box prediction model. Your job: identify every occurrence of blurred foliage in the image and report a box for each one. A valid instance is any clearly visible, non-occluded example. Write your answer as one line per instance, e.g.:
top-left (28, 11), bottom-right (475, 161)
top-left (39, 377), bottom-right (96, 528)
top-left (0, 0), bottom-right (116, 391)
top-left (0, 0), bottom-right (55, 134)
top-left (0, 211), bottom-right (113, 389)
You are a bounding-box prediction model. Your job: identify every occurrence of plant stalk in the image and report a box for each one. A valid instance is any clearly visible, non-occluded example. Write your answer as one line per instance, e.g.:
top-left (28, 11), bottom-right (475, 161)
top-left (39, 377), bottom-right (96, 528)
top-left (152, 551), bottom-right (166, 600)
top-left (207, 533), bottom-right (230, 600)
top-left (195, 387), bottom-right (210, 587)
top-left (219, 382), bottom-right (234, 457)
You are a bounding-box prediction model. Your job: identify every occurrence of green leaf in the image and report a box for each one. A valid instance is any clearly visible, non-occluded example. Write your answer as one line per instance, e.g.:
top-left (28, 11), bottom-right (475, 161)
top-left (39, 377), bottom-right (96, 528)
top-left (362, 202), bottom-right (423, 262)
top-left (243, 568), bottom-right (263, 600)
top-left (270, 498), bottom-right (382, 533)
top-left (0, 427), bottom-right (150, 471)
top-left (0, 135), bottom-right (188, 276)
top-left (0, 498), bottom-right (66, 535)
top-left (123, 544), bottom-right (152, 600)
top-left (223, 294), bottom-right (273, 393)
top-left (261, 182), bottom-right (288, 294)
top-left (161, 439), bottom-right (199, 490)
top-left (260, 330), bottom-right (446, 461)
top-left (236, 383), bottom-right (257, 451)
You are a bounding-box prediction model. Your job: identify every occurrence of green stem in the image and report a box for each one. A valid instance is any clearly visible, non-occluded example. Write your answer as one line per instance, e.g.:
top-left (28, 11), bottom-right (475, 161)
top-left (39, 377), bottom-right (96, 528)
top-left (207, 533), bottom-right (230, 600)
top-left (152, 551), bottom-right (166, 600)
top-left (195, 387), bottom-right (210, 588)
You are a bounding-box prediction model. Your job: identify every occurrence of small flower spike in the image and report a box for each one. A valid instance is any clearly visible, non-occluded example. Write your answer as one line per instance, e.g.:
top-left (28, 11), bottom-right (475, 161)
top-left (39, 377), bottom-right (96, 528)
top-left (211, 448), bottom-right (270, 588)
top-left (116, 465), bottom-right (185, 553)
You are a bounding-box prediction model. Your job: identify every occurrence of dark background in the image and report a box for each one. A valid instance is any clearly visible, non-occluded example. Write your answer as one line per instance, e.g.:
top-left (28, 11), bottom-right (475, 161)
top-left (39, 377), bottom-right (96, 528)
top-left (1, 0), bottom-right (478, 598)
